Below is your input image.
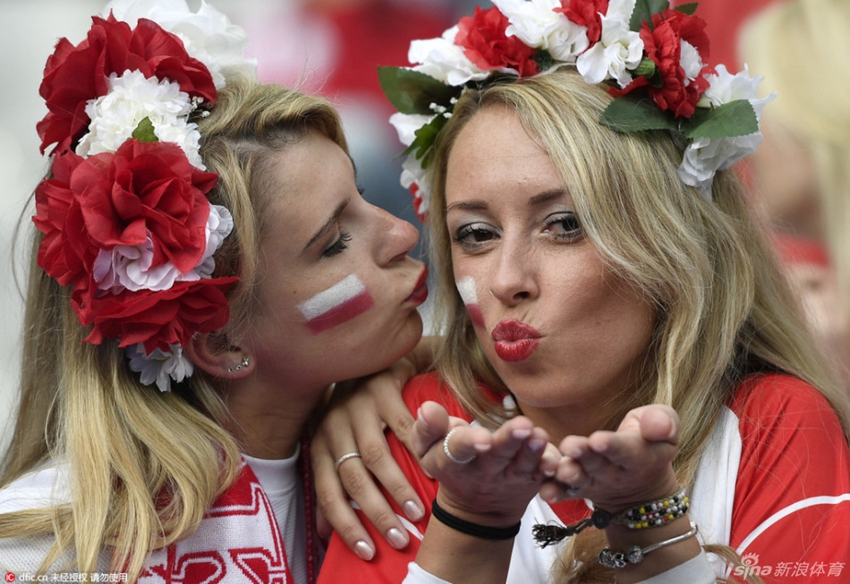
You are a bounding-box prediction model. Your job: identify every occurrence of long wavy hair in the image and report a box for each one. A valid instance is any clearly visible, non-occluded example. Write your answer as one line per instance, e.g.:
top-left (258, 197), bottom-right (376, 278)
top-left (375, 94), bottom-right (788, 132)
top-left (0, 78), bottom-right (346, 578)
top-left (425, 67), bottom-right (850, 582)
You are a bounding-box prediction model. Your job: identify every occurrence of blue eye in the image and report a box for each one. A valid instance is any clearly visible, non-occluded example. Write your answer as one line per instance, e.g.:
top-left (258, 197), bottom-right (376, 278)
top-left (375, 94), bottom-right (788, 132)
top-left (323, 231), bottom-right (352, 257)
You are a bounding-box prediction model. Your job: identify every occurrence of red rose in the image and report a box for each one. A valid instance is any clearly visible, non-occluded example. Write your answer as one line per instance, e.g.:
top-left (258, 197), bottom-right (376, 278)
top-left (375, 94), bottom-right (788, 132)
top-left (455, 6), bottom-right (539, 77)
top-left (76, 139), bottom-right (218, 274)
top-left (74, 276), bottom-right (238, 352)
top-left (37, 15), bottom-right (216, 156)
top-left (617, 10), bottom-right (712, 118)
top-left (558, 0), bottom-right (609, 44)
top-left (34, 151), bottom-right (98, 287)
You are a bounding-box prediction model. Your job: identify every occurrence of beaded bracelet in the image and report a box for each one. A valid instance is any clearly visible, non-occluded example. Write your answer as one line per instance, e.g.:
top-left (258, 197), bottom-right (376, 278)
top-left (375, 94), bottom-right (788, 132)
top-left (431, 499), bottom-right (521, 540)
top-left (603, 486), bottom-right (690, 530)
top-left (598, 522), bottom-right (699, 569)
top-left (532, 486), bottom-right (690, 547)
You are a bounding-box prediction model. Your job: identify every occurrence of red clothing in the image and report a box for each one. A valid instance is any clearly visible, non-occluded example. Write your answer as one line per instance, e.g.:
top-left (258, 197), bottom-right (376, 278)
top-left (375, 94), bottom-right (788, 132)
top-left (317, 372), bottom-right (850, 583)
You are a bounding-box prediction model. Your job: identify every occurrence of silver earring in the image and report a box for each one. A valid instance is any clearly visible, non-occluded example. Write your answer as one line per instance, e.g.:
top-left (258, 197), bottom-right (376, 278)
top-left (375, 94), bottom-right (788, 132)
top-left (234, 356), bottom-right (250, 372)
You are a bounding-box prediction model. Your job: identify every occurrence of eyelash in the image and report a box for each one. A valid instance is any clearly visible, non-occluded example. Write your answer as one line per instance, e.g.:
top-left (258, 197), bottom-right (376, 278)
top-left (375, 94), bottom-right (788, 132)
top-left (451, 213), bottom-right (582, 250)
top-left (543, 212), bottom-right (582, 241)
top-left (323, 231), bottom-right (352, 257)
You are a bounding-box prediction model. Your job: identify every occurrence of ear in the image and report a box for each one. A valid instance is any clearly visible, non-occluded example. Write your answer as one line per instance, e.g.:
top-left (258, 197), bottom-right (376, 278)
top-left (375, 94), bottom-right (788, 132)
top-left (185, 332), bottom-right (254, 379)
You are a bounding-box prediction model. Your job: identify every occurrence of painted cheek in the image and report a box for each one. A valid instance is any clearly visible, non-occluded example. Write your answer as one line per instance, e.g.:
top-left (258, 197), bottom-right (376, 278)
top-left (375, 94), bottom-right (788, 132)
top-left (457, 276), bottom-right (485, 327)
top-left (297, 274), bottom-right (375, 334)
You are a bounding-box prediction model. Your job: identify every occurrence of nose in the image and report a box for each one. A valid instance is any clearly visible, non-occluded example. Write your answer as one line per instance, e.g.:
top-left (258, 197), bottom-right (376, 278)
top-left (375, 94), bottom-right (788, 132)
top-left (374, 206), bottom-right (419, 265)
top-left (488, 237), bottom-right (539, 306)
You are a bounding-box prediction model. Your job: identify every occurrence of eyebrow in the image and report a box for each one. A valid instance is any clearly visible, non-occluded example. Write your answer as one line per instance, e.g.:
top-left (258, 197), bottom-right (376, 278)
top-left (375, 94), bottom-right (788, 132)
top-left (446, 189), bottom-right (568, 213)
top-left (304, 199), bottom-right (349, 253)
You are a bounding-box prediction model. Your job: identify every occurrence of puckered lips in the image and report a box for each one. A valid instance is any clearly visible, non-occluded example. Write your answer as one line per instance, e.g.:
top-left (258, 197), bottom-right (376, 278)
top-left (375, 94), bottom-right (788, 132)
top-left (491, 319), bottom-right (541, 362)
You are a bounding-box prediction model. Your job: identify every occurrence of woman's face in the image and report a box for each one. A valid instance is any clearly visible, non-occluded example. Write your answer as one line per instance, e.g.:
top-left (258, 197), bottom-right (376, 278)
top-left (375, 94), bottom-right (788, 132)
top-left (244, 130), bottom-right (427, 391)
top-left (444, 106), bottom-right (655, 424)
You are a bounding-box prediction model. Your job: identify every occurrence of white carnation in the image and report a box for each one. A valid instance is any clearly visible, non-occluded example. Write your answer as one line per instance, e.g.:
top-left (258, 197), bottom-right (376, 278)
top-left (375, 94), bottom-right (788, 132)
top-left (389, 111), bottom-right (436, 147)
top-left (401, 154), bottom-right (432, 218)
top-left (93, 235), bottom-right (183, 293)
top-left (576, 0), bottom-right (643, 87)
top-left (494, 0), bottom-right (588, 62)
top-left (184, 204), bottom-right (234, 280)
top-left (680, 65), bottom-right (776, 198)
top-left (679, 40), bottom-right (704, 86)
top-left (127, 343), bottom-right (194, 392)
top-left (103, 0), bottom-right (257, 88)
top-left (77, 70), bottom-right (204, 168)
top-left (409, 26), bottom-right (490, 87)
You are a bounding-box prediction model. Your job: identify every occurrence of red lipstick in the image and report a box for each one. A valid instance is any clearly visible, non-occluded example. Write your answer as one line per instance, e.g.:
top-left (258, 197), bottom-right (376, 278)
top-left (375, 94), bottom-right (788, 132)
top-left (491, 319), bottom-right (541, 362)
top-left (406, 267), bottom-right (429, 306)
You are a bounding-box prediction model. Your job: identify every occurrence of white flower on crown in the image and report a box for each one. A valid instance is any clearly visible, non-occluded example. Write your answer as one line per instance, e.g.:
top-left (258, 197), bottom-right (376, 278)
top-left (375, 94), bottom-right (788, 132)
top-left (408, 26), bottom-right (491, 87)
top-left (102, 0), bottom-right (257, 88)
top-left (76, 70), bottom-right (204, 167)
top-left (576, 0), bottom-right (643, 87)
top-left (679, 40), bottom-right (705, 88)
top-left (679, 65), bottom-right (776, 197)
top-left (494, 0), bottom-right (589, 62)
top-left (92, 204), bottom-right (234, 293)
top-left (127, 343), bottom-right (193, 392)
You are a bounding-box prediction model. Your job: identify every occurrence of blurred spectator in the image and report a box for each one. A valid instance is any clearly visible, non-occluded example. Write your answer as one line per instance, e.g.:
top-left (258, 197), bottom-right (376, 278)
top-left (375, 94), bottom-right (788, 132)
top-left (740, 0), bottom-right (850, 388)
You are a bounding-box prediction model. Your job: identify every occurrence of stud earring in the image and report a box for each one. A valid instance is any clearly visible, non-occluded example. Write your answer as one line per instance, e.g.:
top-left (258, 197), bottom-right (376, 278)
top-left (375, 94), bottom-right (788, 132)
top-left (232, 356), bottom-right (251, 372)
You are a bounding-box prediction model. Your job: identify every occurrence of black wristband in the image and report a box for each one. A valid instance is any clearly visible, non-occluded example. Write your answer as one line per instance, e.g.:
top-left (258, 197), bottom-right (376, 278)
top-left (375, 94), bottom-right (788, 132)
top-left (431, 499), bottom-right (521, 540)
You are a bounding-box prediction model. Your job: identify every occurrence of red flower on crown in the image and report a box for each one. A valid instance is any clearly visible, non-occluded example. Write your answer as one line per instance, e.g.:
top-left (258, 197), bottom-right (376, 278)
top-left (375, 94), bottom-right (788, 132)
top-left (613, 9), bottom-right (712, 118)
top-left (37, 14), bottom-right (216, 156)
top-left (34, 140), bottom-right (218, 293)
top-left (558, 0), bottom-right (609, 44)
top-left (73, 277), bottom-right (237, 354)
top-left (455, 6), bottom-right (540, 77)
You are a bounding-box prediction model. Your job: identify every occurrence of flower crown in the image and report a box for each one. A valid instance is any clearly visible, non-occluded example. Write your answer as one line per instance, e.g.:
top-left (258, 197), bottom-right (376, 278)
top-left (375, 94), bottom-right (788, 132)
top-left (32, 0), bottom-right (257, 392)
top-left (379, 0), bottom-right (775, 220)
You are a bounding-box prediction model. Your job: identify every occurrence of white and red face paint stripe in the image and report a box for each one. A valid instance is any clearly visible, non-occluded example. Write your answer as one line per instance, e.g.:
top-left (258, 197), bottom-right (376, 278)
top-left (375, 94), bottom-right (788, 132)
top-left (297, 274), bottom-right (374, 334)
top-left (457, 276), bottom-right (485, 327)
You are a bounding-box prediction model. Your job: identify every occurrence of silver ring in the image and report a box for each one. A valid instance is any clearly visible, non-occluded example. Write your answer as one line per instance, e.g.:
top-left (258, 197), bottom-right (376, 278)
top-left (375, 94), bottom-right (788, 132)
top-left (334, 451), bottom-right (361, 471)
top-left (443, 428), bottom-right (476, 464)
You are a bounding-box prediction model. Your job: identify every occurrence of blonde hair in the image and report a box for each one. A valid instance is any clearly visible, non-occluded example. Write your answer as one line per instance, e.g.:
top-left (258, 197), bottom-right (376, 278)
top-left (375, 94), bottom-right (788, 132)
top-left (426, 67), bottom-right (850, 582)
top-left (0, 78), bottom-right (346, 578)
top-left (741, 0), bottom-right (850, 297)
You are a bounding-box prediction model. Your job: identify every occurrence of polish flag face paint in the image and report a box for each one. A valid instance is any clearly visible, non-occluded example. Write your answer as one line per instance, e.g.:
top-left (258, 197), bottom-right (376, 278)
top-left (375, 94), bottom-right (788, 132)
top-left (457, 276), bottom-right (485, 327)
top-left (298, 274), bottom-right (375, 334)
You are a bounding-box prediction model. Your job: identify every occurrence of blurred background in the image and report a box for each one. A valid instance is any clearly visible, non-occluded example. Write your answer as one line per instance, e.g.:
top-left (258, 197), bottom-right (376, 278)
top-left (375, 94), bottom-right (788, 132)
top-left (0, 0), bottom-right (777, 453)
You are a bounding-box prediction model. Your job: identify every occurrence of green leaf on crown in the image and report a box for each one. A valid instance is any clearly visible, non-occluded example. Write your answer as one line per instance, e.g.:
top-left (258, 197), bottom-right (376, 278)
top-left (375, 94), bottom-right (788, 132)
top-left (680, 100), bottom-right (758, 140)
top-left (402, 113), bottom-right (449, 169)
top-left (600, 95), bottom-right (677, 133)
top-left (132, 117), bottom-right (158, 143)
top-left (675, 3), bottom-right (699, 16)
top-left (630, 0), bottom-right (669, 31)
top-left (378, 66), bottom-right (460, 115)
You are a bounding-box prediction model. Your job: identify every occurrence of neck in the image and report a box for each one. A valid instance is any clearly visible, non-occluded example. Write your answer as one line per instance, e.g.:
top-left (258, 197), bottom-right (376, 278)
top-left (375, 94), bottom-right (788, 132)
top-left (517, 400), bottom-right (625, 444)
top-left (225, 380), bottom-right (327, 459)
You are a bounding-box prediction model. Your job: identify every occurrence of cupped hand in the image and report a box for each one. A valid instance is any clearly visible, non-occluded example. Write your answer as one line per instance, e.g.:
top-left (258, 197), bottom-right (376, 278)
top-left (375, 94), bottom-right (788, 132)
top-left (415, 401), bottom-right (560, 526)
top-left (539, 404), bottom-right (681, 512)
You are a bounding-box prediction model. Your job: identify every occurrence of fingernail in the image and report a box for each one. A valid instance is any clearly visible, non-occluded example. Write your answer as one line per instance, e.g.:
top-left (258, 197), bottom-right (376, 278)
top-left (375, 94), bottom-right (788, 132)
top-left (511, 428), bottom-right (532, 439)
top-left (416, 406), bottom-right (426, 425)
top-left (528, 438), bottom-right (546, 451)
top-left (354, 540), bottom-right (374, 561)
top-left (474, 443), bottom-right (491, 453)
top-left (387, 527), bottom-right (409, 549)
top-left (543, 468), bottom-right (556, 477)
top-left (404, 500), bottom-right (424, 521)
